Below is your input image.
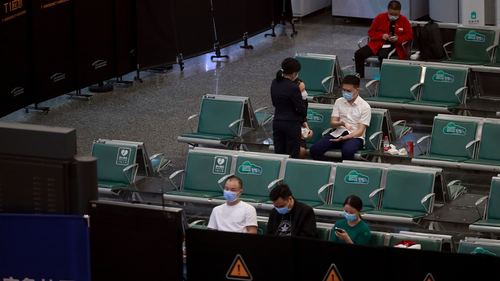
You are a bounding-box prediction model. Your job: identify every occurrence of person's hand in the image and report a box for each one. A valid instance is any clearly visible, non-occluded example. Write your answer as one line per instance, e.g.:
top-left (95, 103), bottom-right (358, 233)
top-left (335, 230), bottom-right (350, 241)
top-left (330, 136), bottom-right (344, 142)
top-left (389, 35), bottom-right (398, 43)
top-left (299, 82), bottom-right (306, 93)
top-left (306, 129), bottom-right (313, 139)
top-left (382, 34), bottom-right (390, 40)
top-left (342, 121), bottom-right (353, 131)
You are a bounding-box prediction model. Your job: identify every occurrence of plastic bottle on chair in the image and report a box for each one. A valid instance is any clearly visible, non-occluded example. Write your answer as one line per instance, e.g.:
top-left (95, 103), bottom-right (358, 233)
top-left (383, 136), bottom-right (390, 152)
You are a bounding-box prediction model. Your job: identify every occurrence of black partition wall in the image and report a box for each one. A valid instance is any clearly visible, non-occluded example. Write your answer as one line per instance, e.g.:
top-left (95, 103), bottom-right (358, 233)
top-left (0, 0), bottom-right (33, 117)
top-left (74, 0), bottom-right (116, 89)
top-left (212, 0), bottom-right (246, 48)
top-left (245, 0), bottom-right (274, 37)
top-left (114, 0), bottom-right (137, 78)
top-left (32, 0), bottom-right (76, 104)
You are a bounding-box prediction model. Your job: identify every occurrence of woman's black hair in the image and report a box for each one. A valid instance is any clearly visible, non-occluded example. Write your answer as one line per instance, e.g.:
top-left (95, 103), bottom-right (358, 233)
top-left (276, 58), bottom-right (301, 82)
top-left (343, 195), bottom-right (363, 218)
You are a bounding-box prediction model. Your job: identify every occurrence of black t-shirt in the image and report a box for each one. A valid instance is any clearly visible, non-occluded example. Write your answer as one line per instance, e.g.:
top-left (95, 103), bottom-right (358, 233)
top-left (386, 20), bottom-right (397, 46)
top-left (267, 199), bottom-right (317, 238)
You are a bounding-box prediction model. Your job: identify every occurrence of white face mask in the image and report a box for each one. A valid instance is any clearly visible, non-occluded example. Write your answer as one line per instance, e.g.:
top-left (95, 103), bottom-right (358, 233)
top-left (293, 73), bottom-right (299, 81)
top-left (301, 90), bottom-right (308, 100)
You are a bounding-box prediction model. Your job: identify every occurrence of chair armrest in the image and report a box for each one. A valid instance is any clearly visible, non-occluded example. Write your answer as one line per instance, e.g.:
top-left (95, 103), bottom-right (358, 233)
top-left (416, 135), bottom-right (431, 155)
top-left (365, 79), bottom-right (379, 97)
top-left (421, 193), bottom-right (435, 214)
top-left (392, 120), bottom-right (407, 138)
top-left (447, 179), bottom-right (462, 200)
top-left (254, 107), bottom-right (268, 113)
top-left (486, 44), bottom-right (497, 62)
top-left (465, 139), bottom-right (480, 158)
top-left (187, 114), bottom-right (199, 133)
top-left (149, 153), bottom-right (166, 173)
top-left (341, 65), bottom-right (354, 71)
top-left (369, 131), bottom-right (383, 150)
top-left (189, 220), bottom-right (207, 227)
top-left (369, 188), bottom-right (384, 209)
top-left (322, 128), bottom-right (334, 137)
top-left (454, 87), bottom-right (467, 105)
top-left (168, 169), bottom-right (185, 190)
top-left (229, 119), bottom-right (245, 137)
top-left (443, 41), bottom-right (454, 59)
top-left (357, 36), bottom-right (370, 48)
top-left (267, 178), bottom-right (284, 191)
top-left (321, 76), bottom-right (334, 93)
top-left (475, 195), bottom-right (489, 219)
top-left (388, 48), bottom-right (397, 59)
top-left (123, 163), bottom-right (139, 184)
top-left (317, 183), bottom-right (334, 204)
top-left (410, 82), bottom-right (423, 100)
top-left (218, 174), bottom-right (235, 191)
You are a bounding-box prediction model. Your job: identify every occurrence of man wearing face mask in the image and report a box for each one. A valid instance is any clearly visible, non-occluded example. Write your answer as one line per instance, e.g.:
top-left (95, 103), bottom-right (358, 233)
top-left (208, 176), bottom-right (258, 233)
top-left (267, 184), bottom-right (317, 237)
top-left (310, 75), bottom-right (371, 161)
top-left (354, 0), bottom-right (413, 78)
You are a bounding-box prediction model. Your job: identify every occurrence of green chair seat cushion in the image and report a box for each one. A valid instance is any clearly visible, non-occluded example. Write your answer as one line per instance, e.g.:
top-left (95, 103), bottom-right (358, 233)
top-left (471, 219), bottom-right (500, 227)
top-left (407, 100), bottom-right (459, 107)
top-left (166, 189), bottom-right (222, 198)
top-left (179, 133), bottom-right (236, 141)
top-left (366, 209), bottom-right (426, 218)
top-left (484, 63), bottom-right (500, 67)
top-left (328, 148), bottom-right (374, 155)
top-left (463, 159), bottom-right (500, 166)
top-left (265, 200), bottom-right (323, 208)
top-left (214, 195), bottom-right (268, 203)
top-left (415, 154), bottom-right (470, 162)
top-left (98, 181), bottom-right (128, 188)
top-left (440, 60), bottom-right (483, 65)
top-left (364, 97), bottom-right (414, 104)
top-left (315, 203), bottom-right (374, 212)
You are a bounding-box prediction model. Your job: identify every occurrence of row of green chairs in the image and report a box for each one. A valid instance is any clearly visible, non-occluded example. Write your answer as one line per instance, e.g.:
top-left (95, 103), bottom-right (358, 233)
top-left (469, 176), bottom-right (500, 234)
top-left (443, 25), bottom-right (499, 66)
top-left (177, 95), bottom-right (272, 148)
top-left (91, 139), bottom-right (170, 189)
top-left (458, 237), bottom-right (500, 257)
top-left (365, 60), bottom-right (468, 113)
top-left (370, 231), bottom-right (444, 251)
top-left (413, 114), bottom-right (500, 172)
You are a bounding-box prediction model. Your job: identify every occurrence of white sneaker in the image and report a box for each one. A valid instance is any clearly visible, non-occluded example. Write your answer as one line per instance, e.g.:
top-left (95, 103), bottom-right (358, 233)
top-left (410, 51), bottom-right (421, 60)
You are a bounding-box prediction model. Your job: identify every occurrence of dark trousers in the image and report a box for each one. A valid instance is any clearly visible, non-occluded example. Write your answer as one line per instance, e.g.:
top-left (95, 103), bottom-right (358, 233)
top-left (354, 45), bottom-right (395, 78)
top-left (310, 131), bottom-right (363, 161)
top-left (273, 120), bottom-right (301, 158)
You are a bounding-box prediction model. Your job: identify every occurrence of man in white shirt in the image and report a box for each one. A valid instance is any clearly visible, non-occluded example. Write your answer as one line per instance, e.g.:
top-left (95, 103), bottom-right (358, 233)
top-left (208, 176), bottom-right (258, 233)
top-left (310, 75), bottom-right (371, 161)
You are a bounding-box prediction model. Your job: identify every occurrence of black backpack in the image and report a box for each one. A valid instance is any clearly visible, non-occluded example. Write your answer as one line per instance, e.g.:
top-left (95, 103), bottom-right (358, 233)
top-left (418, 20), bottom-right (446, 60)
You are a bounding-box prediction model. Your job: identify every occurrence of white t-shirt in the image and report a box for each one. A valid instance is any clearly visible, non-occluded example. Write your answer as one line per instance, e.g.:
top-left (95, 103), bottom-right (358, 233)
top-left (207, 201), bottom-right (257, 233)
top-left (330, 96), bottom-right (371, 142)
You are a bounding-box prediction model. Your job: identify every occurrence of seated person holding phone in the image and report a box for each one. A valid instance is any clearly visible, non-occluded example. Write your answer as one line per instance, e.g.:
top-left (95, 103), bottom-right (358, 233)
top-left (330, 195), bottom-right (371, 245)
top-left (354, 0), bottom-right (413, 78)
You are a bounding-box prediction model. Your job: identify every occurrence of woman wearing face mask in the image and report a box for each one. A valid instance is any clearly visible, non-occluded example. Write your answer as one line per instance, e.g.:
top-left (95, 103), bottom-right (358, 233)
top-left (330, 195), bottom-right (371, 245)
top-left (271, 58), bottom-right (310, 159)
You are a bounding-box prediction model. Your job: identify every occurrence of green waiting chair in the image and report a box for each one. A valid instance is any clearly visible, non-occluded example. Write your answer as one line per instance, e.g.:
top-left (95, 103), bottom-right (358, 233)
top-left (458, 240), bottom-right (500, 257)
top-left (364, 60), bottom-right (424, 108)
top-left (92, 141), bottom-right (139, 189)
top-left (388, 234), bottom-right (443, 251)
top-left (177, 95), bottom-right (245, 148)
top-left (315, 162), bottom-right (390, 217)
top-left (469, 176), bottom-right (500, 234)
top-left (305, 103), bottom-right (334, 150)
top-left (412, 114), bottom-right (481, 168)
top-left (364, 167), bottom-right (436, 224)
top-left (165, 147), bottom-right (235, 204)
top-left (295, 54), bottom-right (335, 98)
top-left (404, 64), bottom-right (468, 112)
top-left (442, 26), bottom-right (497, 65)
top-left (370, 231), bottom-right (390, 246)
top-left (461, 119), bottom-right (500, 172)
top-left (317, 227), bottom-right (331, 241)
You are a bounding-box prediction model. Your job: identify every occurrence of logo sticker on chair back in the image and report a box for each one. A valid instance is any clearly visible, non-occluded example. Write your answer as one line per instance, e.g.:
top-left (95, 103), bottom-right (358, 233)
top-left (432, 71), bottom-right (454, 83)
top-left (471, 247), bottom-right (497, 256)
top-left (464, 30), bottom-right (485, 42)
top-left (238, 161), bottom-right (262, 175)
top-left (213, 156), bottom-right (228, 174)
top-left (344, 170), bottom-right (369, 184)
top-left (116, 147), bottom-right (132, 165)
top-left (443, 122), bottom-right (466, 136)
top-left (306, 109), bottom-right (324, 123)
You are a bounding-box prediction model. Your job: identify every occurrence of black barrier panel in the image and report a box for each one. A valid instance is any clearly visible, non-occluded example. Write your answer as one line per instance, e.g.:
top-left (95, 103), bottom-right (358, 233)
top-left (170, 0), bottom-right (215, 60)
top-left (273, 0), bottom-right (293, 23)
top-left (90, 201), bottom-right (184, 281)
top-left (32, 0), bottom-right (76, 103)
top-left (388, 247), bottom-right (500, 281)
top-left (74, 0), bottom-right (116, 89)
top-left (294, 238), bottom-right (389, 281)
top-left (212, 0), bottom-right (245, 48)
top-left (0, 0), bottom-right (33, 117)
top-left (244, 0), bottom-right (273, 37)
top-left (136, 0), bottom-right (178, 70)
top-left (187, 229), bottom-right (295, 280)
top-left (115, 0), bottom-right (136, 77)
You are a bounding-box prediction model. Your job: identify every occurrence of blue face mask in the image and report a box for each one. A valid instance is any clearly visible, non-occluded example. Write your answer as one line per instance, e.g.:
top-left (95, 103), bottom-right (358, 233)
top-left (275, 201), bottom-right (290, 215)
top-left (344, 211), bottom-right (357, 221)
top-left (388, 15), bottom-right (399, 21)
top-left (342, 91), bottom-right (354, 101)
top-left (224, 190), bottom-right (239, 203)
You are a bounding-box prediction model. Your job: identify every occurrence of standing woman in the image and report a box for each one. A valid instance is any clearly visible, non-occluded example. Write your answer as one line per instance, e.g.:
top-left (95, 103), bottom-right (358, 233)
top-left (271, 58), bottom-right (308, 158)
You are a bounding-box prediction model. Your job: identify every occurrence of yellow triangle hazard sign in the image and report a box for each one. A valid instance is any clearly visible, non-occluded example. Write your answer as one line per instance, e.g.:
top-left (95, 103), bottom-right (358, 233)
top-left (424, 273), bottom-right (436, 281)
top-left (226, 254), bottom-right (252, 280)
top-left (323, 263), bottom-right (344, 281)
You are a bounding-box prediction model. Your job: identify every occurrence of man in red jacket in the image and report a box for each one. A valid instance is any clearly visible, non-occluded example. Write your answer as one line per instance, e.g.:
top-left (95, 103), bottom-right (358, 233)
top-left (354, 1), bottom-right (413, 78)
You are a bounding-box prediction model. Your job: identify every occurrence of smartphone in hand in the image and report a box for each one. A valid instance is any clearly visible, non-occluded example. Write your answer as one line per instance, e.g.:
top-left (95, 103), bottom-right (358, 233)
top-left (335, 227), bottom-right (345, 233)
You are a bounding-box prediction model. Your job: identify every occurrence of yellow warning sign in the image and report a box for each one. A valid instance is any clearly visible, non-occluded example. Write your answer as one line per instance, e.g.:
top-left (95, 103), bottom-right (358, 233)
top-left (323, 263), bottom-right (344, 281)
top-left (226, 254), bottom-right (252, 280)
top-left (424, 273), bottom-right (435, 281)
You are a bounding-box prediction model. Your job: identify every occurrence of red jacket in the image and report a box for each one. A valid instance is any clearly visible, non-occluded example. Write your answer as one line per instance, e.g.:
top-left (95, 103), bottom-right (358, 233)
top-left (367, 12), bottom-right (413, 59)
